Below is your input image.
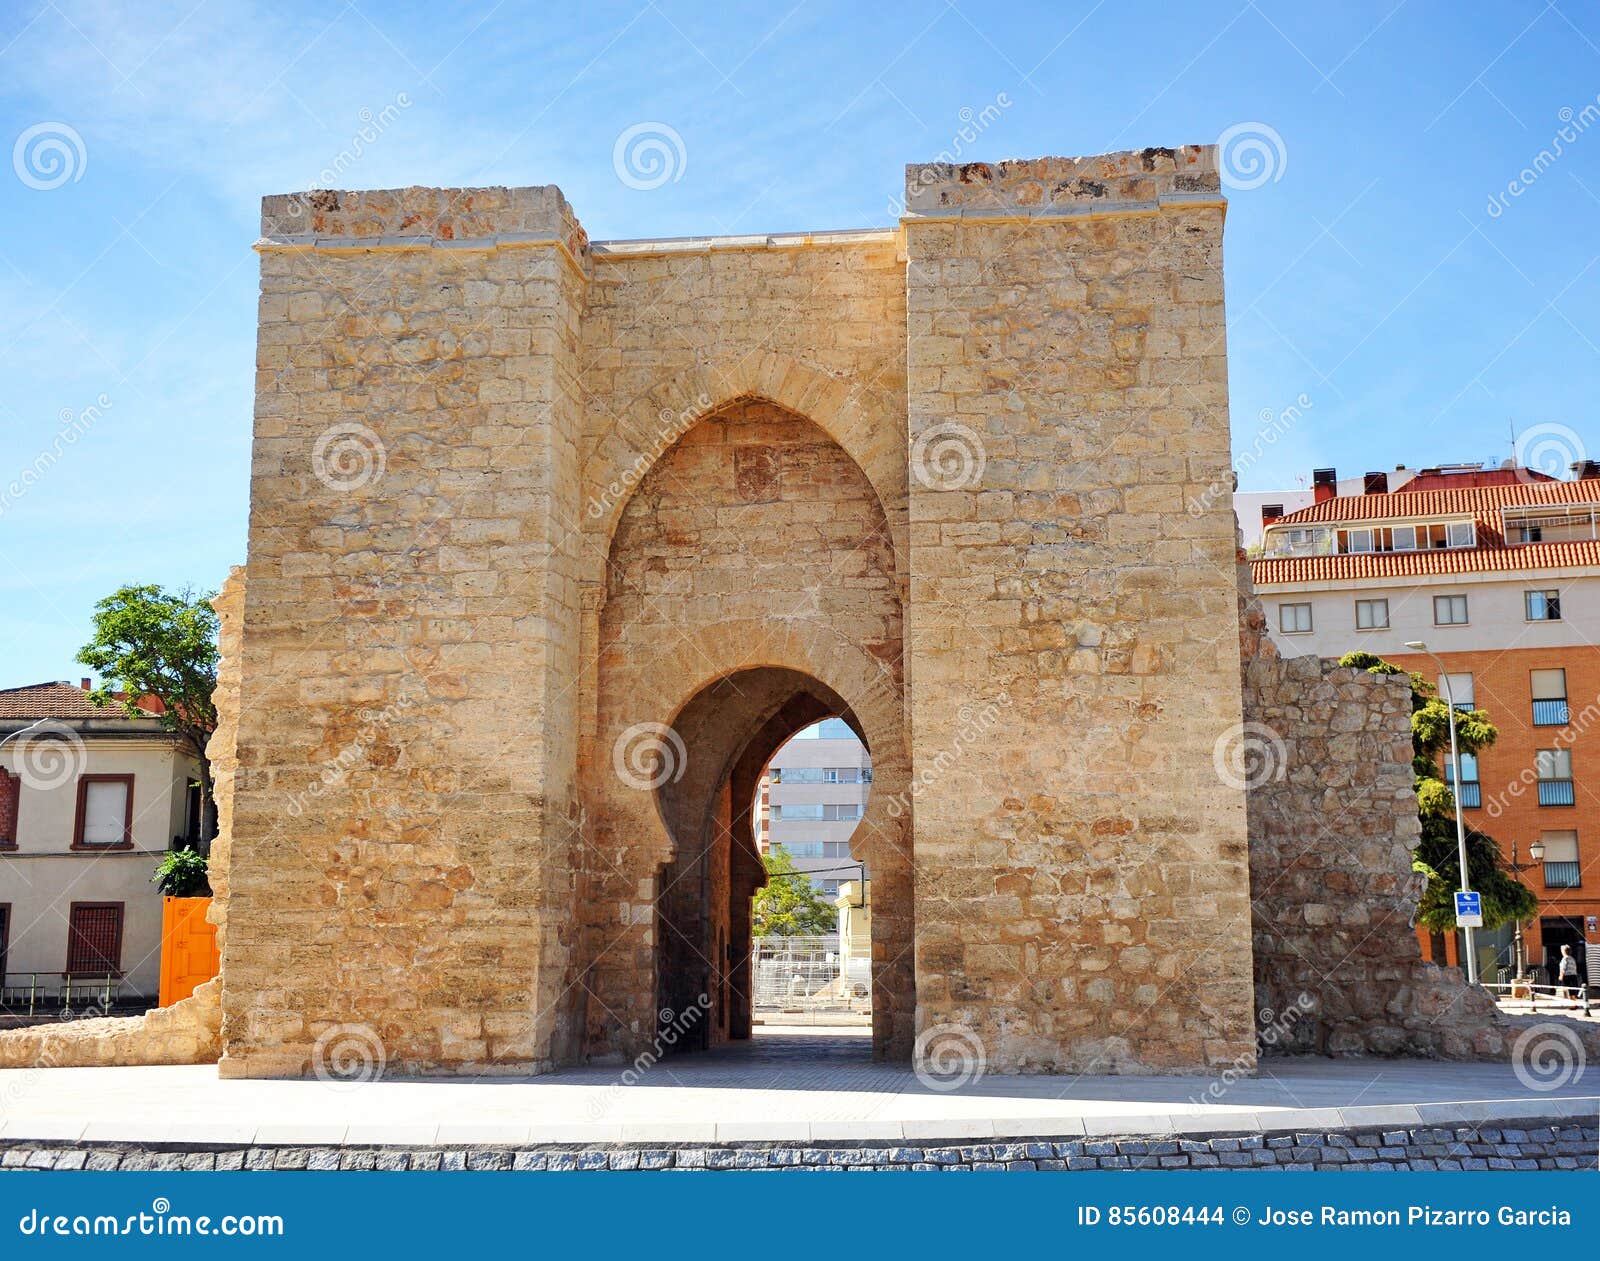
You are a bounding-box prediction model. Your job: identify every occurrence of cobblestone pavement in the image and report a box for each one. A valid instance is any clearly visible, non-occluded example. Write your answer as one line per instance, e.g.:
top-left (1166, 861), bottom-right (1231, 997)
top-left (2, 1122), bottom-right (1595, 1171)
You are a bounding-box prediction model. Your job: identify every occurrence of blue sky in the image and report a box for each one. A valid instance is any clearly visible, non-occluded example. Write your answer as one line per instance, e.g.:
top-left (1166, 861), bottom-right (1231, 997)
top-left (1, 1), bottom-right (1598, 686)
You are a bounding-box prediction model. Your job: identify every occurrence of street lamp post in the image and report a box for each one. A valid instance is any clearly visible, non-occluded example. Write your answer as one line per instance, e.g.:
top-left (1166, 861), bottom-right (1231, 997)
top-left (0, 718), bottom-right (48, 758)
top-left (1504, 837), bottom-right (1544, 984)
top-left (1405, 641), bottom-right (1479, 985)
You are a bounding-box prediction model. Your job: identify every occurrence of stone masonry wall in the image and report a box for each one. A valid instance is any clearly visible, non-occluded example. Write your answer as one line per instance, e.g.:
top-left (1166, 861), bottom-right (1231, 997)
top-left (227, 188), bottom-right (590, 1077)
top-left (902, 149), bottom-right (1257, 1073)
top-left (1237, 559), bottom-right (1509, 1056)
top-left (0, 979), bottom-right (220, 1070)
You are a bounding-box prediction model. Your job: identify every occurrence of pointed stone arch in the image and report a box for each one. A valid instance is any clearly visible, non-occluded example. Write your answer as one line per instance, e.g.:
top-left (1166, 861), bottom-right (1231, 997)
top-left (579, 351), bottom-right (909, 582)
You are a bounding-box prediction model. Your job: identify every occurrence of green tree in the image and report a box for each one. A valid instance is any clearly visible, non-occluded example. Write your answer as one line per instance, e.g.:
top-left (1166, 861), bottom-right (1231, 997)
top-left (77, 584), bottom-right (220, 821)
top-left (1338, 651), bottom-right (1537, 937)
top-left (752, 847), bottom-right (839, 937)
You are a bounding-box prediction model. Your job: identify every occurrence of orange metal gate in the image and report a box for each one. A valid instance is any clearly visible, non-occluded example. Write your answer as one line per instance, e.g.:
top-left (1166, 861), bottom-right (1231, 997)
top-left (158, 896), bottom-right (219, 1007)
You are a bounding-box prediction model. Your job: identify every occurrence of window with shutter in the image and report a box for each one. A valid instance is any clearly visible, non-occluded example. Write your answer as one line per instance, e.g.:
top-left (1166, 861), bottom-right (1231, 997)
top-left (66, 903), bottom-right (123, 975)
top-left (73, 775), bottom-right (133, 849)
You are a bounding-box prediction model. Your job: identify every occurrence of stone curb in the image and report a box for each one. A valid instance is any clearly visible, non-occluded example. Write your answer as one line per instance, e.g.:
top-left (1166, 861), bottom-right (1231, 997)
top-left (2, 1120), bottom-right (1594, 1172)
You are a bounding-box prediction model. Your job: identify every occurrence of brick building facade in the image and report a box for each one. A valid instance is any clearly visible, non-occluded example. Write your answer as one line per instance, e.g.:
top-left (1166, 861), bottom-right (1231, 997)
top-left (1250, 465), bottom-right (1600, 983)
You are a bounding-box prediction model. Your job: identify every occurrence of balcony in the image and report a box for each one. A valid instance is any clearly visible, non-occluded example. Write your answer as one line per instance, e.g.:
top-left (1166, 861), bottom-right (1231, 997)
top-left (1532, 698), bottom-right (1570, 726)
top-left (1537, 779), bottom-right (1576, 807)
top-left (1543, 861), bottom-right (1582, 889)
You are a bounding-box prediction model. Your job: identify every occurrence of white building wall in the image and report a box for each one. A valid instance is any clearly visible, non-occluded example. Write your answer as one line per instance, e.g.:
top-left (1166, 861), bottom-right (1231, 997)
top-left (1, 737), bottom-right (196, 1000)
top-left (1260, 570), bottom-right (1600, 661)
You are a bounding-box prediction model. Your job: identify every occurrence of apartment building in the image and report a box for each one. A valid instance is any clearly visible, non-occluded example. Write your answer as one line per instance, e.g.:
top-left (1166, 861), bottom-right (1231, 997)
top-left (759, 717), bottom-right (871, 900)
top-left (1248, 462), bottom-right (1600, 983)
top-left (0, 681), bottom-right (204, 1008)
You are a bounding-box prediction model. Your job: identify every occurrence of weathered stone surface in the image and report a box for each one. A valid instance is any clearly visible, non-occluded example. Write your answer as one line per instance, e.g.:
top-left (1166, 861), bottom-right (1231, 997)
top-left (8, 147), bottom-right (1561, 1081)
top-left (0, 977), bottom-right (220, 1069)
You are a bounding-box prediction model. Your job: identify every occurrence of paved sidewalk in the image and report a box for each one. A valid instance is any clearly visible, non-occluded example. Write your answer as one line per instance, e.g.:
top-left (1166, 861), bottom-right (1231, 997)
top-left (1, 1028), bottom-right (1595, 1148)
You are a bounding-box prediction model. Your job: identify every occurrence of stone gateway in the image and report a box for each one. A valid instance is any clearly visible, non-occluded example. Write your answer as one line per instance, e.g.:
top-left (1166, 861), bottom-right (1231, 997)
top-left (150, 147), bottom-right (1517, 1080)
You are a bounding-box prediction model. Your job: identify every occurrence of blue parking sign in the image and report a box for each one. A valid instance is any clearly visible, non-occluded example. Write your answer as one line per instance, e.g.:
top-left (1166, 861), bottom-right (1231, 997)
top-left (1454, 890), bottom-right (1482, 927)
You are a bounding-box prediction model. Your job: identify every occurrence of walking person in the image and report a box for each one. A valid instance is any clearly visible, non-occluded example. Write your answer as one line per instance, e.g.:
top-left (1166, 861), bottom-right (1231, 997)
top-left (1556, 944), bottom-right (1582, 1002)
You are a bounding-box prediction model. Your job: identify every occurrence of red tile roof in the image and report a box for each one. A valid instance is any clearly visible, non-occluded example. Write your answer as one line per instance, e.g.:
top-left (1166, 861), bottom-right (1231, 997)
top-left (1267, 476), bottom-right (1600, 528)
top-left (1253, 477), bottom-right (1600, 585)
top-left (1252, 538), bottom-right (1600, 584)
top-left (0, 682), bottom-right (162, 722)
top-left (1271, 477), bottom-right (1600, 527)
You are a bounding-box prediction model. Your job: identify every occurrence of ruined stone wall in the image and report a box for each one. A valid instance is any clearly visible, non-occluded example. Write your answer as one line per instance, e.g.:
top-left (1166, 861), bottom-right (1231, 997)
top-left (1237, 561), bottom-right (1508, 1056)
top-left (902, 150), bottom-right (1256, 1073)
top-left (205, 567), bottom-right (245, 956)
top-left (0, 979), bottom-right (221, 1070)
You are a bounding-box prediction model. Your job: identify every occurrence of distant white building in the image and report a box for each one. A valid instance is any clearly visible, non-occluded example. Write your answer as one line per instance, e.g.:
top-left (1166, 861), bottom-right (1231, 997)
top-left (0, 682), bottom-right (204, 1007)
top-left (760, 717), bottom-right (870, 900)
